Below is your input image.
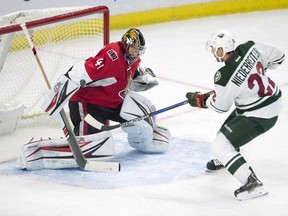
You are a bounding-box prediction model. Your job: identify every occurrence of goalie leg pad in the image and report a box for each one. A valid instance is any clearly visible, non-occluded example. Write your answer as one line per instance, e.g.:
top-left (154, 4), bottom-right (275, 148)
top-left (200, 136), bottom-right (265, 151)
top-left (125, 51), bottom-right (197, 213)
top-left (151, 125), bottom-right (170, 153)
top-left (120, 90), bottom-right (169, 153)
top-left (120, 90), bottom-right (156, 126)
top-left (121, 121), bottom-right (154, 153)
top-left (121, 123), bottom-right (170, 154)
top-left (16, 131), bottom-right (114, 170)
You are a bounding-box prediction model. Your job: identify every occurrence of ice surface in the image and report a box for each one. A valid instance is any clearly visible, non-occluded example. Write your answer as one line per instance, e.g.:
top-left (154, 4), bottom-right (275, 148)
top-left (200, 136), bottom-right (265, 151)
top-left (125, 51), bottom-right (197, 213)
top-left (0, 9), bottom-right (288, 216)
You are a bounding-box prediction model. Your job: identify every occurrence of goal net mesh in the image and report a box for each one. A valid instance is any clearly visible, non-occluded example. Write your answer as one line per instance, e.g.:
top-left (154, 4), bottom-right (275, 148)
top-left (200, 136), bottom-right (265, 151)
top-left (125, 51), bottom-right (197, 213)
top-left (0, 6), bottom-right (109, 123)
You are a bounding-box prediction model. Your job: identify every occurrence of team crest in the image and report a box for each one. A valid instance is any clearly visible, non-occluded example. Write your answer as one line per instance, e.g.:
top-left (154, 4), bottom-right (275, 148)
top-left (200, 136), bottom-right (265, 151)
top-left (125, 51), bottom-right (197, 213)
top-left (214, 71), bottom-right (221, 82)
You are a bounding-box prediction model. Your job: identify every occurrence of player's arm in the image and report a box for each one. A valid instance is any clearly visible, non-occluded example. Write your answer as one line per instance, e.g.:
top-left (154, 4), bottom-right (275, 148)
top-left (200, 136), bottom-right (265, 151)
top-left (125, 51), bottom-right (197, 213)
top-left (40, 60), bottom-right (95, 118)
top-left (186, 85), bottom-right (234, 112)
top-left (185, 91), bottom-right (210, 108)
top-left (256, 42), bottom-right (285, 70)
top-left (39, 73), bottom-right (80, 117)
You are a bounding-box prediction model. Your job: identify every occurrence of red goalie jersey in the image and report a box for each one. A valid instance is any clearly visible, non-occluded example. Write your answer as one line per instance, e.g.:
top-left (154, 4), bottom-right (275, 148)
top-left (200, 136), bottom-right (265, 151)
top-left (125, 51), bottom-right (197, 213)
top-left (69, 41), bottom-right (141, 108)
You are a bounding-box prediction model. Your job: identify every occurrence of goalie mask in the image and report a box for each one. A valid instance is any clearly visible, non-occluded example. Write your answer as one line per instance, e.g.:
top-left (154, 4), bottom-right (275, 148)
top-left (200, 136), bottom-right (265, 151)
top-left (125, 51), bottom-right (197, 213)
top-left (206, 31), bottom-right (235, 61)
top-left (121, 28), bottom-right (146, 62)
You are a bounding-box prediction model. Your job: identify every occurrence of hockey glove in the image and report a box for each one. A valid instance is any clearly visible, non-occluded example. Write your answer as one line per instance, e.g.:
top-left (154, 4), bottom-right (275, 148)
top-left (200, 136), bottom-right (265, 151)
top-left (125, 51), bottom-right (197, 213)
top-left (130, 66), bottom-right (158, 92)
top-left (186, 92), bottom-right (209, 108)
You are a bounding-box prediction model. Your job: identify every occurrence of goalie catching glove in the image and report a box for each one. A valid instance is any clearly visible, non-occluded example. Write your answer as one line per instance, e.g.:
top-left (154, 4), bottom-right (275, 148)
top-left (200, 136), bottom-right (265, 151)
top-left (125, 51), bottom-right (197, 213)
top-left (129, 66), bottom-right (158, 92)
top-left (186, 92), bottom-right (210, 108)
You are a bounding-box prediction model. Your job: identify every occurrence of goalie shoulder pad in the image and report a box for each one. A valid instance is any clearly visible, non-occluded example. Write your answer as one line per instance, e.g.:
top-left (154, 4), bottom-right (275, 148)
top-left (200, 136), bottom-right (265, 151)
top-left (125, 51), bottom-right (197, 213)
top-left (39, 74), bottom-right (79, 118)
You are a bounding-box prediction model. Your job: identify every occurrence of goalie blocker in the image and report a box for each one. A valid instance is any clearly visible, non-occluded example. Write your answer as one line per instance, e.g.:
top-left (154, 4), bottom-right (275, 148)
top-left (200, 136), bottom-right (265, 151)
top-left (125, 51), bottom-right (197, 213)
top-left (17, 131), bottom-right (114, 170)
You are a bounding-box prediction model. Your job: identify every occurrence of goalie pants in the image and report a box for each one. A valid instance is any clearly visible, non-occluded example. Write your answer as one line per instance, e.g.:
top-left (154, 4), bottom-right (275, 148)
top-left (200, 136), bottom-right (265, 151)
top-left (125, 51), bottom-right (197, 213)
top-left (68, 101), bottom-right (126, 136)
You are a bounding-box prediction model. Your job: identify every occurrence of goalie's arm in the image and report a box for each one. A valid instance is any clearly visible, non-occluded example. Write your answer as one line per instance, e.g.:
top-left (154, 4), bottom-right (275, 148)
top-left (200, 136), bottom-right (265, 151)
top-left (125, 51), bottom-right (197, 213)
top-left (39, 74), bottom-right (79, 118)
top-left (39, 60), bottom-right (96, 118)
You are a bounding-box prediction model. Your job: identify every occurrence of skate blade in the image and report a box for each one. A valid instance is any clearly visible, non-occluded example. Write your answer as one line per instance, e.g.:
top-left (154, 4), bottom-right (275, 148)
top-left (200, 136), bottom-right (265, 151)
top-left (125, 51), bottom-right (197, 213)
top-left (236, 186), bottom-right (268, 201)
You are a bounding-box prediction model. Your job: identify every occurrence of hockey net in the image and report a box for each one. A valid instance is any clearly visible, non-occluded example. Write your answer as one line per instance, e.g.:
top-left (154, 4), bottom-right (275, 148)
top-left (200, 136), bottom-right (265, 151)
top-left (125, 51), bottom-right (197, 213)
top-left (0, 6), bottom-right (109, 131)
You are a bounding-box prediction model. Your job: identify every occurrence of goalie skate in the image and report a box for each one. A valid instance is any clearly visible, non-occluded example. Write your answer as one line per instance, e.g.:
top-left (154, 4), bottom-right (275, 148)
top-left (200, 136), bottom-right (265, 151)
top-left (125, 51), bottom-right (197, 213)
top-left (234, 172), bottom-right (268, 201)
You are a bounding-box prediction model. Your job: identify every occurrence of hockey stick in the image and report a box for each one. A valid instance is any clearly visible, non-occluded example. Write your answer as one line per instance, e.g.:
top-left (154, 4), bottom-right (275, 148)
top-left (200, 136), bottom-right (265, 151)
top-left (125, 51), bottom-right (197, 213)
top-left (85, 90), bottom-right (214, 131)
top-left (20, 23), bottom-right (120, 172)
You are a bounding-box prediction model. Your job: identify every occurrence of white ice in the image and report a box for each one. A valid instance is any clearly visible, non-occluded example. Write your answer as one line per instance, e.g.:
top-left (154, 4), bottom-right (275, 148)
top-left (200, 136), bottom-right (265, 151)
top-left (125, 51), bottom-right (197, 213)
top-left (1, 9), bottom-right (288, 216)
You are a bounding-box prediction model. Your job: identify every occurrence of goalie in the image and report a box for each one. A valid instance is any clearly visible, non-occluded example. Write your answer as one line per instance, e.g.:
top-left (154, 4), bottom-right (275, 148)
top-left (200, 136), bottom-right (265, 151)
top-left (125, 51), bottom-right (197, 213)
top-left (18, 28), bottom-right (170, 170)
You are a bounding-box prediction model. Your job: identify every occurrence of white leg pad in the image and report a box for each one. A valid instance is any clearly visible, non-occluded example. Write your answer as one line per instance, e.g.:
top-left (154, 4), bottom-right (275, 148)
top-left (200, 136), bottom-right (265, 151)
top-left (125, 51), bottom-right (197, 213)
top-left (16, 131), bottom-right (114, 170)
top-left (122, 124), bottom-right (170, 153)
top-left (120, 90), bottom-right (156, 128)
top-left (121, 120), bottom-right (153, 153)
top-left (151, 125), bottom-right (170, 153)
top-left (120, 90), bottom-right (170, 153)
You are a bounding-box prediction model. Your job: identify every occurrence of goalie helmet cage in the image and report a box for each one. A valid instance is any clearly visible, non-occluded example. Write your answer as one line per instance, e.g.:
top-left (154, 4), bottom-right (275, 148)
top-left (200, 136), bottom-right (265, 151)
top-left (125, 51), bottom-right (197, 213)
top-left (0, 6), bottom-right (109, 125)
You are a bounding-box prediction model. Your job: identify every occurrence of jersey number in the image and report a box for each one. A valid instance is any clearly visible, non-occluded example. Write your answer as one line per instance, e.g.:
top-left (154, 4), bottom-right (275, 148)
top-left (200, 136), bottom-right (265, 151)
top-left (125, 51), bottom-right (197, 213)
top-left (247, 62), bottom-right (275, 97)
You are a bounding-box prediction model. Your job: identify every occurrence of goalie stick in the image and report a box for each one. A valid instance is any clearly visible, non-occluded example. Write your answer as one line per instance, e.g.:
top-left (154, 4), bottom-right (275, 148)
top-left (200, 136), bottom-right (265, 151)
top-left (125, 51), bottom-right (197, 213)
top-left (85, 90), bottom-right (214, 131)
top-left (20, 23), bottom-right (120, 172)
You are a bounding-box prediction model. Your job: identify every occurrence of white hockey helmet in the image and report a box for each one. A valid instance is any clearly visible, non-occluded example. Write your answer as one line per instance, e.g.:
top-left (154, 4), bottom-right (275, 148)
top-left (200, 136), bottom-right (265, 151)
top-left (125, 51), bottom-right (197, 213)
top-left (206, 30), bottom-right (235, 54)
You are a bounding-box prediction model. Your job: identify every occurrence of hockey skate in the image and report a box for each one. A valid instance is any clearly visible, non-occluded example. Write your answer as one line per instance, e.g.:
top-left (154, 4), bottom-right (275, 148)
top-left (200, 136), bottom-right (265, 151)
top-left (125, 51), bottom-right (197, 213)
top-left (206, 159), bottom-right (224, 171)
top-left (234, 171), bottom-right (268, 201)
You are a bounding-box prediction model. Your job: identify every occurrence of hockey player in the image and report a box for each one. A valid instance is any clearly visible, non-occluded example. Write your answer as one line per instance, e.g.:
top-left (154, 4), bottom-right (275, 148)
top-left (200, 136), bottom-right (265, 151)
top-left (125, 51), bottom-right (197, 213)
top-left (17, 28), bottom-right (170, 170)
top-left (185, 30), bottom-right (285, 200)
top-left (66, 27), bottom-right (170, 153)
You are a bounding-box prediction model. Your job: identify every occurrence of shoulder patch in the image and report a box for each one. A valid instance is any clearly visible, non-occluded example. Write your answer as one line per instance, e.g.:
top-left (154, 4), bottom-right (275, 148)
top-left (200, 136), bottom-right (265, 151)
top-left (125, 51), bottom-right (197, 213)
top-left (214, 66), bottom-right (234, 87)
top-left (107, 49), bottom-right (118, 61)
top-left (214, 71), bottom-right (221, 82)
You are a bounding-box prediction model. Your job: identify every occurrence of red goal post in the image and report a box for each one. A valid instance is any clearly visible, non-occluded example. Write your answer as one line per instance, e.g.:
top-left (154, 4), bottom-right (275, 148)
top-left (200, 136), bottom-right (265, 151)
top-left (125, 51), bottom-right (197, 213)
top-left (0, 6), bottom-right (109, 132)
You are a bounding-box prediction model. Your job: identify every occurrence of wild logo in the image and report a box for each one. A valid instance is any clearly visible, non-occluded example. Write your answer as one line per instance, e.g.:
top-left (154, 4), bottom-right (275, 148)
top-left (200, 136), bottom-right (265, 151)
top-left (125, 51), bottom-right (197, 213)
top-left (214, 71), bottom-right (221, 82)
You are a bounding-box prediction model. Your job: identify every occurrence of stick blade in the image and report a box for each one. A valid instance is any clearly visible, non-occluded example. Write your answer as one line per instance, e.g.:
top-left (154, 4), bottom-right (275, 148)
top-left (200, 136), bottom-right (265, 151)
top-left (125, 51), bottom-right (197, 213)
top-left (84, 114), bottom-right (103, 129)
top-left (85, 114), bottom-right (120, 131)
top-left (84, 160), bottom-right (121, 172)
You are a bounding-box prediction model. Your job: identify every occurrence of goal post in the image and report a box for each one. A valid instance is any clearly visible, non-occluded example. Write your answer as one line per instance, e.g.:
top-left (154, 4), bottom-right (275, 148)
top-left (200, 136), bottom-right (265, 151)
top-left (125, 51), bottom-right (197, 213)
top-left (0, 6), bottom-right (110, 134)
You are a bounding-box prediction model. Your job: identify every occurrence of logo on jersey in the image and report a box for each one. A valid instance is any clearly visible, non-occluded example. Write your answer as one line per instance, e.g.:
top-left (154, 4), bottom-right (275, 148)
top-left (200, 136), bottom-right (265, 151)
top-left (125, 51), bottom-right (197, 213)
top-left (107, 49), bottom-right (118, 61)
top-left (214, 71), bottom-right (221, 82)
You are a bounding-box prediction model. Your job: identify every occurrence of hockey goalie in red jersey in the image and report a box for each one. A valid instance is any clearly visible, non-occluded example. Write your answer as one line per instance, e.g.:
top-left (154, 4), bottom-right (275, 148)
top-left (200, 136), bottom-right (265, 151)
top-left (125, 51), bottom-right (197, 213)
top-left (66, 28), bottom-right (170, 153)
top-left (17, 28), bottom-right (170, 170)
top-left (186, 30), bottom-right (285, 200)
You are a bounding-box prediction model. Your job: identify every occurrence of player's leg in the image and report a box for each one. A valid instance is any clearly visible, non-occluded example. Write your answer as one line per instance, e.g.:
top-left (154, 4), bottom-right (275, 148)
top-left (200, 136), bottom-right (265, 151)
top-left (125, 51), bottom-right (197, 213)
top-left (211, 115), bottom-right (278, 200)
top-left (206, 109), bottom-right (238, 171)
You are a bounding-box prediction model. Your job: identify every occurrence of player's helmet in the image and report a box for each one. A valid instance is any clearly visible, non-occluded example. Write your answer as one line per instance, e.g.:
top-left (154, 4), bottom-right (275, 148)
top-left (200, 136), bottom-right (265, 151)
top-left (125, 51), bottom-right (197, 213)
top-left (206, 30), bottom-right (235, 54)
top-left (121, 28), bottom-right (146, 61)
